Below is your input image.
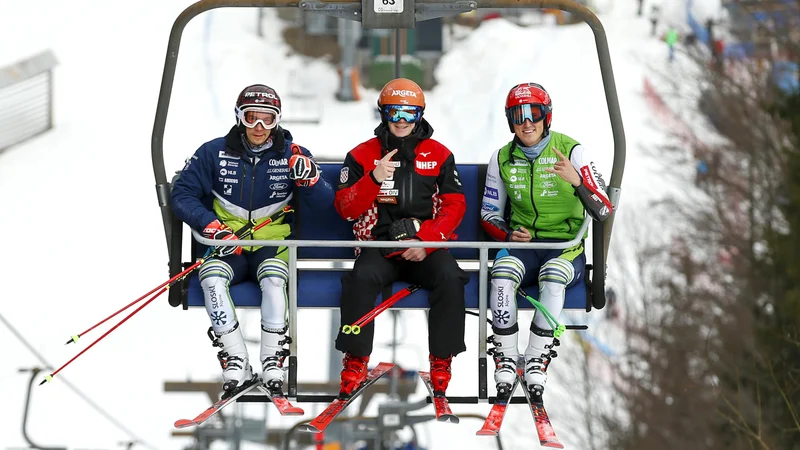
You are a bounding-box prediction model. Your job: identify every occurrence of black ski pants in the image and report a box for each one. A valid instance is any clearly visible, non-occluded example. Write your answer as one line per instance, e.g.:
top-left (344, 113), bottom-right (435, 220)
top-left (335, 248), bottom-right (469, 359)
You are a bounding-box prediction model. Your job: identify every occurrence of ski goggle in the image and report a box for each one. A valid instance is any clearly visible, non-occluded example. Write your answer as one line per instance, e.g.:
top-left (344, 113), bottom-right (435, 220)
top-left (236, 106), bottom-right (280, 129)
top-left (382, 105), bottom-right (423, 123)
top-left (507, 103), bottom-right (548, 125)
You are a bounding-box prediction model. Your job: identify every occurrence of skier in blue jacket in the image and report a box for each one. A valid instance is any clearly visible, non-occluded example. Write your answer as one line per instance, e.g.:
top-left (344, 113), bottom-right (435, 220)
top-left (172, 84), bottom-right (334, 396)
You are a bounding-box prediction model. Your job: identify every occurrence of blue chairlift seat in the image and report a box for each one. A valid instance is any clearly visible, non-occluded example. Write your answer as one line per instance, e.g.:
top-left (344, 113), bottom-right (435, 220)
top-left (184, 163), bottom-right (589, 310)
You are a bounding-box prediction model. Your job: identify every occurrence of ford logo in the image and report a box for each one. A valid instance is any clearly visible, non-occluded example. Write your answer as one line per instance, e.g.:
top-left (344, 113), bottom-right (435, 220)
top-left (270, 182), bottom-right (289, 190)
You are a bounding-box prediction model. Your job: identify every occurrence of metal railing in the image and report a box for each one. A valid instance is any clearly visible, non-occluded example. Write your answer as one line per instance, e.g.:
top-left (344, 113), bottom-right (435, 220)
top-left (0, 50), bottom-right (58, 152)
top-left (191, 215), bottom-right (591, 400)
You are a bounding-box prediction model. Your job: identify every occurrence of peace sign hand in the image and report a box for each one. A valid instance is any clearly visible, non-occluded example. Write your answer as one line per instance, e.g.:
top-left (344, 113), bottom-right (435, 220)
top-left (545, 147), bottom-right (581, 187)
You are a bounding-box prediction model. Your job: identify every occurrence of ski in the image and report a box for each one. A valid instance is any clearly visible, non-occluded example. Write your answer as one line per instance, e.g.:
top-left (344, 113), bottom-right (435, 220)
top-left (256, 385), bottom-right (305, 416)
top-left (476, 375), bottom-right (521, 436)
top-left (518, 369), bottom-right (564, 448)
top-left (298, 362), bottom-right (395, 433)
top-left (174, 380), bottom-right (261, 429)
top-left (419, 371), bottom-right (459, 424)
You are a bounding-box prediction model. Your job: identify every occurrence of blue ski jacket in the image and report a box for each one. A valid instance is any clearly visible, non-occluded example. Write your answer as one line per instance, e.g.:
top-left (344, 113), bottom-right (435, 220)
top-left (171, 126), bottom-right (334, 250)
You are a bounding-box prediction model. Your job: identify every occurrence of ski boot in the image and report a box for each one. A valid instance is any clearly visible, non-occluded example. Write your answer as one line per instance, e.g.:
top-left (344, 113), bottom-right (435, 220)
top-left (523, 329), bottom-right (560, 402)
top-left (207, 325), bottom-right (259, 399)
top-left (487, 331), bottom-right (520, 398)
top-left (260, 326), bottom-right (292, 392)
top-left (429, 354), bottom-right (453, 397)
top-left (339, 353), bottom-right (370, 398)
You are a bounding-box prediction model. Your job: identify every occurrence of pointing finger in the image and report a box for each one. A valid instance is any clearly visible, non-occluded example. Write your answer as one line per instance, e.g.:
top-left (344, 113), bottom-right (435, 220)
top-left (552, 147), bottom-right (568, 161)
top-left (383, 149), bottom-right (399, 160)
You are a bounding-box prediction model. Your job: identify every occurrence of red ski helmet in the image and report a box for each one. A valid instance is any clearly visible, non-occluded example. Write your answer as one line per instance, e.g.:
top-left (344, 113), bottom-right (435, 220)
top-left (504, 83), bottom-right (552, 133)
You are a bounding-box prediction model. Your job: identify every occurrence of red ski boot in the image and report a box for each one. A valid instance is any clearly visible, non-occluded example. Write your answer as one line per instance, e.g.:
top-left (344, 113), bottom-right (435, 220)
top-left (429, 354), bottom-right (453, 396)
top-left (339, 353), bottom-right (370, 397)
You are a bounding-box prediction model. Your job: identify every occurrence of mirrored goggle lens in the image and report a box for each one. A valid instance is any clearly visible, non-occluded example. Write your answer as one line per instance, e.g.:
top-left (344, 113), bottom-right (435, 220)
top-left (238, 108), bottom-right (278, 129)
top-left (384, 105), bottom-right (423, 123)
top-left (509, 104), bottom-right (546, 125)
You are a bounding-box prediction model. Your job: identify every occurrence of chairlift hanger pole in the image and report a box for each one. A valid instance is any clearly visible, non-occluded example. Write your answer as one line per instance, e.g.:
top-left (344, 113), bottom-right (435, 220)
top-left (152, 0), bottom-right (624, 267)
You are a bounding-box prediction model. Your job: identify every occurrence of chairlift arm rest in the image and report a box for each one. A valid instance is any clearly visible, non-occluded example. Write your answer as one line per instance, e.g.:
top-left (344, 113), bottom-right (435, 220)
top-left (190, 214), bottom-right (590, 250)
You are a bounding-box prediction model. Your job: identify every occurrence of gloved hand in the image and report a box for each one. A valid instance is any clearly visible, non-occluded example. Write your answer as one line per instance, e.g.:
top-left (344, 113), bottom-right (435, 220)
top-left (289, 154), bottom-right (320, 187)
top-left (203, 220), bottom-right (242, 256)
top-left (381, 218), bottom-right (422, 258)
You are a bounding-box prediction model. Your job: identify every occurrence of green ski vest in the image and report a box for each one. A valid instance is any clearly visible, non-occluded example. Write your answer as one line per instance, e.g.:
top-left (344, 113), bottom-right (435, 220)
top-left (496, 131), bottom-right (586, 240)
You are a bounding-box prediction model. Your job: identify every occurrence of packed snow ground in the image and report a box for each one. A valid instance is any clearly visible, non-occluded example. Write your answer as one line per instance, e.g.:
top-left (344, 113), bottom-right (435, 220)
top-left (0, 0), bottom-right (720, 448)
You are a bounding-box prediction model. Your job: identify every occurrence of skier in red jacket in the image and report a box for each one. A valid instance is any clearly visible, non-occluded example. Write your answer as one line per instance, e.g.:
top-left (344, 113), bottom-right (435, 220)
top-left (333, 78), bottom-right (469, 397)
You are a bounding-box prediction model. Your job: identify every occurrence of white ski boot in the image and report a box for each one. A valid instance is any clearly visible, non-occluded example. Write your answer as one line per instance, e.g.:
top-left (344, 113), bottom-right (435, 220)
top-left (523, 329), bottom-right (560, 400)
top-left (208, 325), bottom-right (257, 397)
top-left (260, 326), bottom-right (291, 391)
top-left (488, 331), bottom-right (520, 397)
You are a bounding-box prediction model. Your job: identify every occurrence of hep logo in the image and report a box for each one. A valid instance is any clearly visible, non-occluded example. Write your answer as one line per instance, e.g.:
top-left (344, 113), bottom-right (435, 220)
top-left (210, 311), bottom-right (228, 326)
top-left (494, 310), bottom-right (511, 325)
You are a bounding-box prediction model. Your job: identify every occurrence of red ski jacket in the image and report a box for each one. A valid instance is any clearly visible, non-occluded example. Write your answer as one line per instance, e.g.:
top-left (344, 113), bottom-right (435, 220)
top-left (334, 120), bottom-right (467, 253)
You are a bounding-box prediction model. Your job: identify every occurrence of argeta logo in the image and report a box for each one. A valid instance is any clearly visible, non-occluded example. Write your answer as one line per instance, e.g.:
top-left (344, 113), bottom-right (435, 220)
top-left (391, 89), bottom-right (417, 98)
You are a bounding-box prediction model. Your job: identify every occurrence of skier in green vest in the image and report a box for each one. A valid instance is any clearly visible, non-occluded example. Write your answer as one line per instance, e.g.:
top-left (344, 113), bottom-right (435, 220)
top-left (481, 83), bottom-right (612, 400)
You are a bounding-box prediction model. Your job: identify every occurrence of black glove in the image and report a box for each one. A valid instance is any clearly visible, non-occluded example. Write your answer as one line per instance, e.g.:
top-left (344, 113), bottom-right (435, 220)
top-left (381, 218), bottom-right (421, 258)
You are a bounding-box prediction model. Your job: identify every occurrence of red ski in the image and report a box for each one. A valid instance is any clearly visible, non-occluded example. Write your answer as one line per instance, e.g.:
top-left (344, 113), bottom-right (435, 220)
top-left (518, 369), bottom-right (564, 448)
top-left (476, 375), bottom-right (521, 436)
top-left (419, 371), bottom-right (459, 424)
top-left (256, 385), bottom-right (304, 416)
top-left (298, 362), bottom-right (395, 433)
top-left (174, 381), bottom-right (261, 429)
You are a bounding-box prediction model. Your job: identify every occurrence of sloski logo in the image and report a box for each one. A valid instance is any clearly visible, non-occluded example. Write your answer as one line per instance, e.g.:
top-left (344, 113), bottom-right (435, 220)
top-left (210, 311), bottom-right (227, 326)
top-left (494, 310), bottom-right (511, 325)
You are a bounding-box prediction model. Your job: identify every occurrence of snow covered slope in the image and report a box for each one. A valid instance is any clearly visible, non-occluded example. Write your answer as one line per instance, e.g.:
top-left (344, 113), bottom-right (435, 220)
top-left (0, 0), bottom-right (695, 448)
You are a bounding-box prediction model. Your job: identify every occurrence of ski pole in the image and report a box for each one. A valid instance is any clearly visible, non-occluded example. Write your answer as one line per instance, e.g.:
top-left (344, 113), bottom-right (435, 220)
top-left (518, 288), bottom-right (566, 338)
top-left (42, 285), bottom-right (169, 385)
top-left (45, 206), bottom-right (294, 384)
top-left (59, 205), bottom-right (293, 341)
top-left (342, 285), bottom-right (420, 335)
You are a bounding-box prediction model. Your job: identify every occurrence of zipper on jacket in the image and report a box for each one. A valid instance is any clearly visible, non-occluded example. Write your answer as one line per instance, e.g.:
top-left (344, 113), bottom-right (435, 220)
top-left (529, 159), bottom-right (539, 239)
top-left (248, 159), bottom-right (257, 241)
top-left (240, 164), bottom-right (247, 203)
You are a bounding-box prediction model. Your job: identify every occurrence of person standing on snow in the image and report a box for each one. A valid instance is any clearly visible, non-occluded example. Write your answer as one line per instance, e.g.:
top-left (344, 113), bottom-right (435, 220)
top-left (665, 27), bottom-right (680, 62)
top-left (649, 4), bottom-right (661, 37)
top-left (171, 84), bottom-right (334, 397)
top-left (333, 78), bottom-right (469, 398)
top-left (481, 83), bottom-right (612, 400)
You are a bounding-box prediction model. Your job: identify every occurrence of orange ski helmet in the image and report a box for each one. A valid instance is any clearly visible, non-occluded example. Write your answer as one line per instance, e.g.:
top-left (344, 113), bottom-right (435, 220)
top-left (378, 78), bottom-right (425, 108)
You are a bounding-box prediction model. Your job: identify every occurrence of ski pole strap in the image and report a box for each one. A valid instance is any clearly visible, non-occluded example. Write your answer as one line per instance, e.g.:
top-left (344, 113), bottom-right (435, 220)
top-left (341, 285), bottom-right (421, 334)
top-left (517, 288), bottom-right (566, 338)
